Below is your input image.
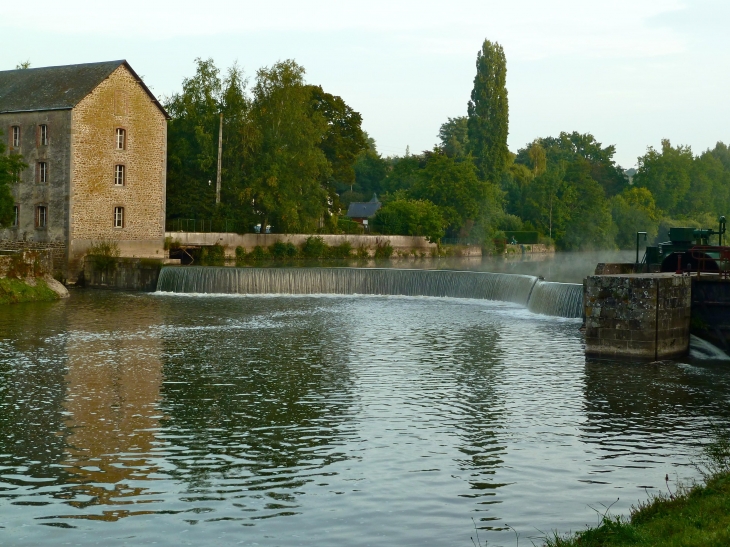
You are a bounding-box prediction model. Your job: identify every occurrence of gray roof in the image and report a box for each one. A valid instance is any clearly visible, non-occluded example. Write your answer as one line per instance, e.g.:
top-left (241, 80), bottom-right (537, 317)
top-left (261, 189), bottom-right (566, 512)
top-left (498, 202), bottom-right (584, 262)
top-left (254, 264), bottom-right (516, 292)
top-left (346, 200), bottom-right (381, 218)
top-left (0, 60), bottom-right (169, 118)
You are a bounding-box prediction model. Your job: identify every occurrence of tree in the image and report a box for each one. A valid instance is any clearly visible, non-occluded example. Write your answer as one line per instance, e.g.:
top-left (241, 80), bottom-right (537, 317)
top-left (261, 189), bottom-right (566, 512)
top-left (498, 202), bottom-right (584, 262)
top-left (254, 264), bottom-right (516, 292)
top-left (438, 116), bottom-right (469, 158)
top-left (165, 58), bottom-right (226, 220)
top-left (467, 39), bottom-right (509, 182)
top-left (411, 150), bottom-right (493, 237)
top-left (0, 132), bottom-right (26, 227)
top-left (372, 198), bottom-right (445, 243)
top-left (241, 60), bottom-right (331, 233)
top-left (309, 86), bottom-right (367, 194)
top-left (633, 139), bottom-right (693, 215)
top-left (611, 187), bottom-right (660, 248)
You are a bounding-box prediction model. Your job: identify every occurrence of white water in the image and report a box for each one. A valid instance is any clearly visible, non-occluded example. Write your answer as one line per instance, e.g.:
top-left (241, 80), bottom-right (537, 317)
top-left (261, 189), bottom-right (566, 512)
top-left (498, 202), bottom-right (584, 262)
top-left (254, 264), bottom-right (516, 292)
top-left (157, 267), bottom-right (584, 318)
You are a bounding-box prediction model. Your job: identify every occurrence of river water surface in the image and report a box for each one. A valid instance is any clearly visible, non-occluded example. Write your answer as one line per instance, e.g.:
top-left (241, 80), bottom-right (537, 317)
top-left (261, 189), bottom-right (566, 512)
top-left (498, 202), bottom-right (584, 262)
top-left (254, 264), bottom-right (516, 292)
top-left (1, 290), bottom-right (729, 546)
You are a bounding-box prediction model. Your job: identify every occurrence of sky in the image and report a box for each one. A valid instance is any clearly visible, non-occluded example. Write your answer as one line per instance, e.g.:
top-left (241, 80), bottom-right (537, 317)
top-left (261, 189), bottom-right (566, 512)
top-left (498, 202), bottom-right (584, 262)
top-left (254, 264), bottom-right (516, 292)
top-left (2, 0), bottom-right (728, 168)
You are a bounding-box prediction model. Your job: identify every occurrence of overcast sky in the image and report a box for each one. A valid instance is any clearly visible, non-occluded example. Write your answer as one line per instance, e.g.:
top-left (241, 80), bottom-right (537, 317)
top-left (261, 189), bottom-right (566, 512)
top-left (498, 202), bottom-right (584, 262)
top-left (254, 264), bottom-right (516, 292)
top-left (2, 0), bottom-right (727, 167)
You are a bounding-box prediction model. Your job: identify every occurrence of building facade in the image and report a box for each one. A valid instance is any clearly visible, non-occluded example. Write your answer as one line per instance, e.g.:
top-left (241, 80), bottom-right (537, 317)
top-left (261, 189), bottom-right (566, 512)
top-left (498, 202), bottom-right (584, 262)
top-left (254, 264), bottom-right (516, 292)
top-left (0, 60), bottom-right (168, 278)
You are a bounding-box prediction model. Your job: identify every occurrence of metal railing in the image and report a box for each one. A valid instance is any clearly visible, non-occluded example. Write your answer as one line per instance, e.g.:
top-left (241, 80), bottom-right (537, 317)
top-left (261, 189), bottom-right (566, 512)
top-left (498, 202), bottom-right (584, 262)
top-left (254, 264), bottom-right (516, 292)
top-left (166, 218), bottom-right (249, 234)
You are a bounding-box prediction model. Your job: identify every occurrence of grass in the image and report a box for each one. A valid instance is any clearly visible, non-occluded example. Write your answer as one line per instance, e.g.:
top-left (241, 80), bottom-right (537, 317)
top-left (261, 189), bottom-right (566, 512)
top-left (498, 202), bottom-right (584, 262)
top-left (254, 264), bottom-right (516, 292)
top-left (0, 277), bottom-right (60, 305)
top-left (543, 425), bottom-right (730, 547)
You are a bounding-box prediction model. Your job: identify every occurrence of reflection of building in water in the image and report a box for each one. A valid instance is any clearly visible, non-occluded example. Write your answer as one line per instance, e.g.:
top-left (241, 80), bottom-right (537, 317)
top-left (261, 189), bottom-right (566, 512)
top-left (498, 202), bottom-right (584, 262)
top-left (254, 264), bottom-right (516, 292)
top-left (62, 300), bottom-right (163, 520)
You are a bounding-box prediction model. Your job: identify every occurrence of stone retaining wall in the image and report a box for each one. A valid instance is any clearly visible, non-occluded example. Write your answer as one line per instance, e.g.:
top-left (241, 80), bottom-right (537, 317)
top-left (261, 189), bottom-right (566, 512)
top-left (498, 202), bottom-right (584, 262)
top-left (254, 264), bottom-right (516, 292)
top-left (584, 273), bottom-right (691, 360)
top-left (83, 257), bottom-right (164, 291)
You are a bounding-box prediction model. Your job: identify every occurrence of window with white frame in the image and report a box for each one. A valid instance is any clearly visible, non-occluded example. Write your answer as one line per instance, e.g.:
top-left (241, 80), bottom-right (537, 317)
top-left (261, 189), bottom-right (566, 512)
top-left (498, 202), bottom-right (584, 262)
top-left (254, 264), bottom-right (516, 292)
top-left (114, 207), bottom-right (124, 228)
top-left (116, 128), bottom-right (126, 150)
top-left (37, 162), bottom-right (47, 184)
top-left (11, 126), bottom-right (20, 148)
top-left (36, 205), bottom-right (47, 228)
top-left (13, 205), bottom-right (19, 227)
top-left (39, 124), bottom-right (48, 146)
top-left (114, 164), bottom-right (125, 186)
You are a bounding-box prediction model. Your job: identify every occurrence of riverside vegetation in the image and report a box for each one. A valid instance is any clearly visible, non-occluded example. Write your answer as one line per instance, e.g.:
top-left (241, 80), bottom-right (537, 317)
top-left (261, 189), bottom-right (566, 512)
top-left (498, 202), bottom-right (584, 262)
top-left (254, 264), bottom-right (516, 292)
top-left (540, 426), bottom-right (730, 547)
top-left (156, 40), bottom-right (729, 253)
top-left (0, 252), bottom-right (66, 305)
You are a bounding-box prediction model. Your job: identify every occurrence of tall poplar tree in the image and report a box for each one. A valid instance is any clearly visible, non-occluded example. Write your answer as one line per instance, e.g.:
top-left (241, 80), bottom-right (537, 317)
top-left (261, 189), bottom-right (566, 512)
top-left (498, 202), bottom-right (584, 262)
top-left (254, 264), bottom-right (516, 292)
top-left (467, 40), bottom-right (509, 183)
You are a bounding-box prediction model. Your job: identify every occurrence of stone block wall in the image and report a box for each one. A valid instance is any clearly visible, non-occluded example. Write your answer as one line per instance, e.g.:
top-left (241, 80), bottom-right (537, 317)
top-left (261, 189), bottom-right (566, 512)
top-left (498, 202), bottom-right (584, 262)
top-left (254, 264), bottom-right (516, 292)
top-left (584, 273), bottom-right (691, 360)
top-left (0, 240), bottom-right (66, 273)
top-left (83, 257), bottom-right (163, 291)
top-left (70, 65), bottom-right (166, 267)
top-left (0, 110), bottom-right (72, 250)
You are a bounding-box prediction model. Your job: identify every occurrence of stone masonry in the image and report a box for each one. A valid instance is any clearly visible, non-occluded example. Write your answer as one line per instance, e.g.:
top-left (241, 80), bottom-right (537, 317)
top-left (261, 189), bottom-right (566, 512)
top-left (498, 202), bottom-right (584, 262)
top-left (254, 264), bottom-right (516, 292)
top-left (70, 65), bottom-right (167, 269)
top-left (0, 61), bottom-right (168, 280)
top-left (584, 273), bottom-right (692, 360)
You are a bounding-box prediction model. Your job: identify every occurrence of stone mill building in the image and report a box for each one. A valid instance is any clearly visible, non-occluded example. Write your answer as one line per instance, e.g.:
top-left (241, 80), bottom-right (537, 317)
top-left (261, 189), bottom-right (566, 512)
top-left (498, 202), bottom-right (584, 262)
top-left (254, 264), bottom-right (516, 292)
top-left (0, 60), bottom-right (169, 278)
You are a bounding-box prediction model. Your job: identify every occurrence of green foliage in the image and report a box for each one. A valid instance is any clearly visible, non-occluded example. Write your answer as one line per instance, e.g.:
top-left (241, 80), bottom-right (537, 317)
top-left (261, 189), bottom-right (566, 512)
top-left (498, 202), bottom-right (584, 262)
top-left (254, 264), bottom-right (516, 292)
top-left (0, 278), bottom-right (58, 305)
top-left (249, 245), bottom-right (267, 260)
top-left (634, 139), bottom-right (694, 214)
top-left (438, 116), bottom-right (469, 158)
top-left (337, 217), bottom-right (363, 234)
top-left (467, 39), bottom-right (509, 182)
top-left (199, 244), bottom-right (225, 265)
top-left (269, 241), bottom-right (298, 259)
top-left (235, 246), bottom-right (246, 262)
top-left (0, 131), bottom-right (27, 227)
top-left (411, 150), bottom-right (499, 237)
top-left (329, 241), bottom-right (353, 259)
top-left (372, 198), bottom-right (446, 243)
top-left (373, 241), bottom-right (394, 259)
top-left (87, 241), bottom-right (121, 272)
top-left (611, 188), bottom-right (660, 249)
top-left (300, 236), bottom-right (328, 258)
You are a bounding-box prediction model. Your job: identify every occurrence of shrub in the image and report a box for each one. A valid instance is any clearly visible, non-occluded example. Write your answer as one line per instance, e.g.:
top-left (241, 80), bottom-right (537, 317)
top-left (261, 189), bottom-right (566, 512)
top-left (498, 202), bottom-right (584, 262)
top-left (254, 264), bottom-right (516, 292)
top-left (338, 218), bottom-right (363, 235)
top-left (301, 236), bottom-right (327, 258)
top-left (372, 198), bottom-right (445, 243)
top-left (200, 244), bottom-right (225, 265)
top-left (87, 240), bottom-right (120, 272)
top-left (374, 241), bottom-right (394, 259)
top-left (270, 241), bottom-right (298, 259)
top-left (235, 246), bottom-right (246, 261)
top-left (329, 241), bottom-right (352, 259)
top-left (249, 245), bottom-right (268, 260)
top-left (356, 245), bottom-right (370, 259)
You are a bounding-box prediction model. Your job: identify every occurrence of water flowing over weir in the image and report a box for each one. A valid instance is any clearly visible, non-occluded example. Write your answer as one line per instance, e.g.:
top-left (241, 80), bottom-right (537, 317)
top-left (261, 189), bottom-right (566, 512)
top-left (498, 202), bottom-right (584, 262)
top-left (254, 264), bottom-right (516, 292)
top-left (156, 267), bottom-right (584, 318)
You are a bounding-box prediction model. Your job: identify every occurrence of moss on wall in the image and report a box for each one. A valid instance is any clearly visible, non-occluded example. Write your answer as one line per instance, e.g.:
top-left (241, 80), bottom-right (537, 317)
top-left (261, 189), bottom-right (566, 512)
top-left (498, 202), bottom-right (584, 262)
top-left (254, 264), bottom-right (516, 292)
top-left (0, 278), bottom-right (60, 305)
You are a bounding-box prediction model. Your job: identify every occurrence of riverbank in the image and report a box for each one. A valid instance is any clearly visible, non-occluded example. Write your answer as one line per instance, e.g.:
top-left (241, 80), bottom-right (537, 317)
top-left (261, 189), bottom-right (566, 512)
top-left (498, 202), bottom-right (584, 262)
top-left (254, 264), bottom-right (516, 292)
top-left (0, 276), bottom-right (68, 305)
top-left (545, 471), bottom-right (730, 546)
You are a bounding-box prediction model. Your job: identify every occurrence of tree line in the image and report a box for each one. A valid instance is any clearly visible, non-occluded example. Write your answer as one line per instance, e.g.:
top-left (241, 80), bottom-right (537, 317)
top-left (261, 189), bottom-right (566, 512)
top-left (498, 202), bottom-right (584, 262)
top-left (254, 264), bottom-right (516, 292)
top-left (1, 45), bottom-right (728, 251)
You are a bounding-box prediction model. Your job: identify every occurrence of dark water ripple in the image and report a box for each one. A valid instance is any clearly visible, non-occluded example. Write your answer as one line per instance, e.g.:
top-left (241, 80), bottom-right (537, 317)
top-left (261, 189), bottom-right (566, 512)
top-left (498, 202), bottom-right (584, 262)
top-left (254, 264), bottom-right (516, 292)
top-left (0, 292), bottom-right (729, 546)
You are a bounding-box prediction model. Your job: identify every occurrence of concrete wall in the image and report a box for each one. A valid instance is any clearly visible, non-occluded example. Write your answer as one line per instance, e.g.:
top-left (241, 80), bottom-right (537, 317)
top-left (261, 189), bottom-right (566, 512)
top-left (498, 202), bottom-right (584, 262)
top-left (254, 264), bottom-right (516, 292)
top-left (166, 232), bottom-right (438, 256)
top-left (69, 65), bottom-right (167, 273)
top-left (584, 273), bottom-right (692, 360)
top-left (0, 109), bottom-right (72, 259)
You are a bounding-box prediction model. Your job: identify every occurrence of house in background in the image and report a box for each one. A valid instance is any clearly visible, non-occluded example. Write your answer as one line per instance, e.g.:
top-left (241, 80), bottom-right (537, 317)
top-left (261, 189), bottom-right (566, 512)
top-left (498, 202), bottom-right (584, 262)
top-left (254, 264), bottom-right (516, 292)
top-left (0, 60), bottom-right (169, 278)
top-left (346, 194), bottom-right (381, 229)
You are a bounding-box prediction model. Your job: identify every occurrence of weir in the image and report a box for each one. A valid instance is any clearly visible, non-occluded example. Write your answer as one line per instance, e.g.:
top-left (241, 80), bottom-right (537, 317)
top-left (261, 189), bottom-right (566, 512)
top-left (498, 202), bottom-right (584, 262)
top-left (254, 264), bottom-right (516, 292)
top-left (156, 266), bottom-right (584, 318)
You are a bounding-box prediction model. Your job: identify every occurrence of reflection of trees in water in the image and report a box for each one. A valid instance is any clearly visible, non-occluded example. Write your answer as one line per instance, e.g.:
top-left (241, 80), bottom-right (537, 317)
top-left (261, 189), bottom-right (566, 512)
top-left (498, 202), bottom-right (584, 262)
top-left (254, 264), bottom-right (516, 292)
top-left (581, 360), bottom-right (730, 457)
top-left (158, 298), bottom-right (355, 513)
top-left (0, 302), bottom-right (70, 487)
top-left (440, 323), bottom-right (508, 529)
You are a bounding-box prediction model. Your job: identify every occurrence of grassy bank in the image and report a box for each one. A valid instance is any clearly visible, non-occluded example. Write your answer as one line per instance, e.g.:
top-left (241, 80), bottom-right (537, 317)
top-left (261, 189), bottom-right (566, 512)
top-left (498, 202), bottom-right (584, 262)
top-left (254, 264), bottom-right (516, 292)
top-left (0, 277), bottom-right (60, 305)
top-left (545, 431), bottom-right (730, 547)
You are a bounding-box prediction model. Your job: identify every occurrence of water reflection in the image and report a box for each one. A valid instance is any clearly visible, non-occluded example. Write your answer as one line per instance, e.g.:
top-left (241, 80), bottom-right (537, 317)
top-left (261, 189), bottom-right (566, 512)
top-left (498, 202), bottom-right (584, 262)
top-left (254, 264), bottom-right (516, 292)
top-left (0, 292), bottom-right (729, 547)
top-left (60, 296), bottom-right (164, 521)
top-left (156, 297), bottom-right (357, 520)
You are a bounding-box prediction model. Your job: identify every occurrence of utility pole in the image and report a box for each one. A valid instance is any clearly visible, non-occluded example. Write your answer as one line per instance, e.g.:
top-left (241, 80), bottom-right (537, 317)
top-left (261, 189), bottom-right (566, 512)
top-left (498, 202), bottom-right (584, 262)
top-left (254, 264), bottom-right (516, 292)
top-left (216, 112), bottom-right (223, 205)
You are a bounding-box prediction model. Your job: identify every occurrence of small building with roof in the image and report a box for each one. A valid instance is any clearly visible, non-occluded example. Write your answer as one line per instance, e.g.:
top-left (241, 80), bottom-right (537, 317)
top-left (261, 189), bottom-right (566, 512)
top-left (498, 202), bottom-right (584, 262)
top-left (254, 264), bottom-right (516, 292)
top-left (346, 194), bottom-right (381, 227)
top-left (0, 60), bottom-right (169, 278)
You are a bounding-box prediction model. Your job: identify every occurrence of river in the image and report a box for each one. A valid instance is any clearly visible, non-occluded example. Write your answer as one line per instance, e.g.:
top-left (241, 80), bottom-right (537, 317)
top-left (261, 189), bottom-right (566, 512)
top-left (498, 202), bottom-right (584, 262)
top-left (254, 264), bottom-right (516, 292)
top-left (1, 260), bottom-right (729, 546)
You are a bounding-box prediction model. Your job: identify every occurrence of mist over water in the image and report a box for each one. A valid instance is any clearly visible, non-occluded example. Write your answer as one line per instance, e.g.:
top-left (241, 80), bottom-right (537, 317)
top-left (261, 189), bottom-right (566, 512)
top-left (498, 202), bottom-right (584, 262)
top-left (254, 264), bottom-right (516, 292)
top-left (1, 291), bottom-right (729, 546)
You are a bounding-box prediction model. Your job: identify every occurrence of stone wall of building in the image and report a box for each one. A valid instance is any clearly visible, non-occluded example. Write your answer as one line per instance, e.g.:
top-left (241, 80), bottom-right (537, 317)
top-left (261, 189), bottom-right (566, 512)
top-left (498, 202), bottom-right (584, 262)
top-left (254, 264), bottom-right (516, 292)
top-left (0, 110), bottom-right (73, 251)
top-left (584, 273), bottom-right (692, 360)
top-left (69, 65), bottom-right (167, 271)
